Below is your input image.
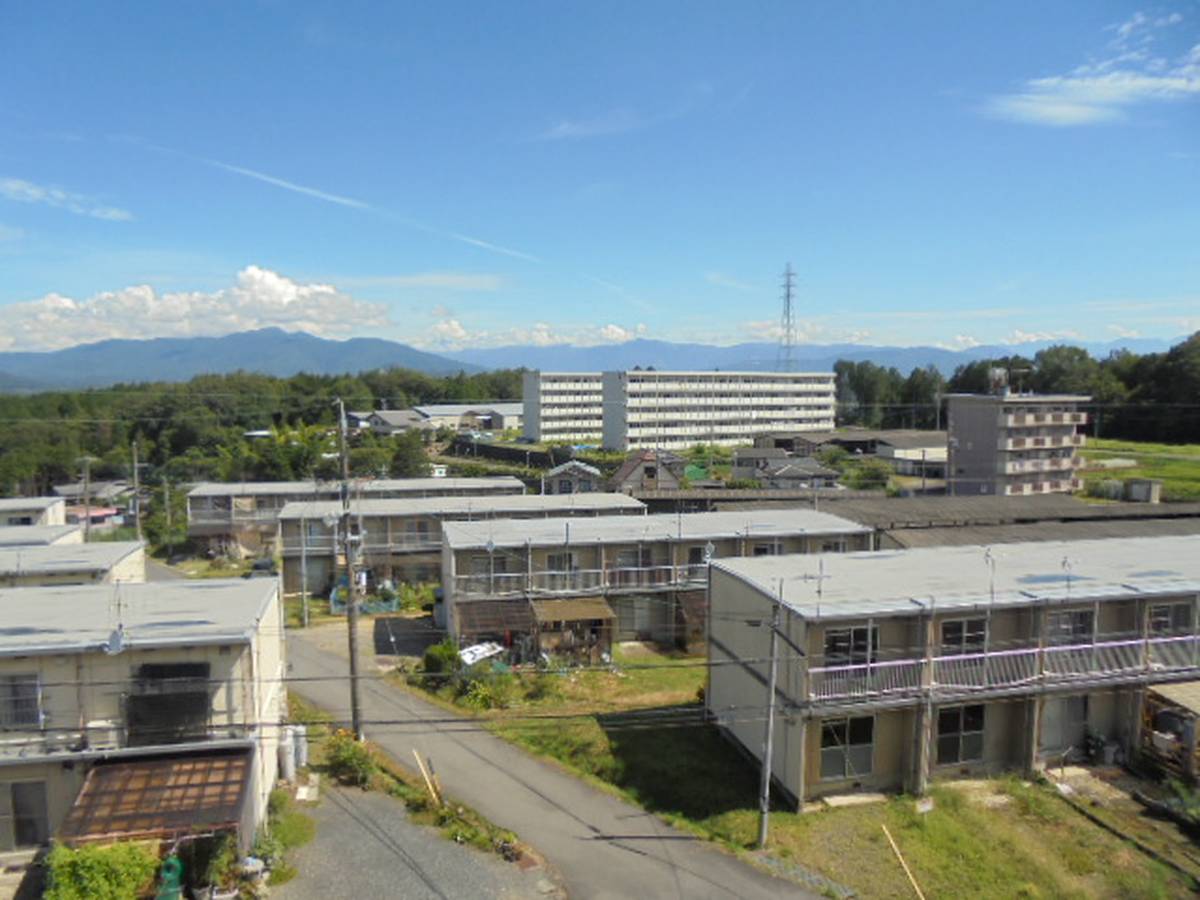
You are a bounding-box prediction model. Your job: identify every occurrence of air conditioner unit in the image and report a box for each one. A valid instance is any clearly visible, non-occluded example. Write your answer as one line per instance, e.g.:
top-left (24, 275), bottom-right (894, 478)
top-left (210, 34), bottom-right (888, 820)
top-left (85, 720), bottom-right (123, 751)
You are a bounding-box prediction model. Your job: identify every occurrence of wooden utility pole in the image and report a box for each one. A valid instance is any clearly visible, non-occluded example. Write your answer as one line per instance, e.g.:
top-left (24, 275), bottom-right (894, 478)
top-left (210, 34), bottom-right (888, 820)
top-left (336, 397), bottom-right (364, 739)
top-left (758, 593), bottom-right (782, 849)
top-left (162, 475), bottom-right (173, 561)
top-left (78, 455), bottom-right (96, 541)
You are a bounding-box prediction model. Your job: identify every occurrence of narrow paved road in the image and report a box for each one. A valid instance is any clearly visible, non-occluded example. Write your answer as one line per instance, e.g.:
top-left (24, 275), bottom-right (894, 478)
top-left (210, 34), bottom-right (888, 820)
top-left (287, 633), bottom-right (815, 900)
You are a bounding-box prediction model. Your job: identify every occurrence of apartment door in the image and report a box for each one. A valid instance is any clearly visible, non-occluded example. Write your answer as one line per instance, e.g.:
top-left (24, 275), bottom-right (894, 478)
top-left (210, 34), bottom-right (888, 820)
top-left (1, 781), bottom-right (49, 849)
top-left (1039, 695), bottom-right (1088, 754)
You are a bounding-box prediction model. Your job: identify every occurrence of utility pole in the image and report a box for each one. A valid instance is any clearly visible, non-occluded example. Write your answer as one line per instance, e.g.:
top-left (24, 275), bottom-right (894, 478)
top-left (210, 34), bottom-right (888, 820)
top-left (758, 591), bottom-right (782, 850)
top-left (131, 441), bottom-right (143, 542)
top-left (162, 475), bottom-right (173, 561)
top-left (77, 455), bottom-right (97, 541)
top-left (336, 397), bottom-right (364, 740)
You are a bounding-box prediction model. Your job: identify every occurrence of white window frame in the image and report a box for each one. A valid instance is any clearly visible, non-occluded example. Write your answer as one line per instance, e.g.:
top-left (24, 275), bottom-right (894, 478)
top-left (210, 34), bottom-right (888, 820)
top-left (0, 674), bottom-right (41, 730)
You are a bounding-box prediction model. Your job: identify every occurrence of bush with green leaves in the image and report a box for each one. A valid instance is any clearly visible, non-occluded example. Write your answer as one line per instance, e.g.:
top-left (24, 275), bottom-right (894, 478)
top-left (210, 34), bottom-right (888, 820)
top-left (422, 637), bottom-right (461, 687)
top-left (326, 728), bottom-right (378, 787)
top-left (457, 663), bottom-right (516, 709)
top-left (45, 841), bottom-right (160, 900)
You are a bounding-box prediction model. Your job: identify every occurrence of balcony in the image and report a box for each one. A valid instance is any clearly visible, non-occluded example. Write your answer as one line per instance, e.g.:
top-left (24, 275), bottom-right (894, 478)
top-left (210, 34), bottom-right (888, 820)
top-left (1001, 457), bottom-right (1074, 475)
top-left (452, 563), bottom-right (710, 599)
top-left (280, 533), bottom-right (441, 556)
top-left (805, 634), bottom-right (1200, 705)
top-left (0, 721), bottom-right (250, 761)
top-left (999, 434), bottom-right (1085, 451)
top-left (1002, 411), bottom-right (1088, 428)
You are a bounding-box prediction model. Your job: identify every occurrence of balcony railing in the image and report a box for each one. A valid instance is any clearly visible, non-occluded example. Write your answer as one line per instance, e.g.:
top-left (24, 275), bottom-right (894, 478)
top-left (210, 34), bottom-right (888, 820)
top-left (452, 562), bottom-right (710, 598)
top-left (0, 722), bottom-right (251, 760)
top-left (279, 534), bottom-right (440, 555)
top-left (806, 634), bottom-right (1200, 704)
top-left (1002, 412), bottom-right (1088, 428)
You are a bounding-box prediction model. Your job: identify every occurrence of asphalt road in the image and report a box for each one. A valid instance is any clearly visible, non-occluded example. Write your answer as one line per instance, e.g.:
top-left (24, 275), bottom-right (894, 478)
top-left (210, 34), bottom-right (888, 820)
top-left (287, 632), bottom-right (815, 900)
top-left (145, 558), bottom-right (185, 581)
top-left (276, 784), bottom-right (555, 900)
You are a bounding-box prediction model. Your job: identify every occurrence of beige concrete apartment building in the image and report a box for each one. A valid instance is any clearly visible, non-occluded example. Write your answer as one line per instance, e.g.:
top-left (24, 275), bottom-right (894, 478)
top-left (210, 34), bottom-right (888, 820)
top-left (278, 492), bottom-right (646, 594)
top-left (707, 536), bottom-right (1200, 806)
top-left (522, 371), bottom-right (605, 444)
top-left (0, 498), bottom-right (67, 528)
top-left (442, 509), bottom-right (874, 649)
top-left (947, 393), bottom-right (1089, 496)
top-left (0, 579), bottom-right (285, 855)
top-left (601, 370), bottom-right (837, 451)
top-left (0, 542), bottom-right (146, 587)
top-left (0, 526), bottom-right (82, 547)
top-left (187, 476), bottom-right (525, 556)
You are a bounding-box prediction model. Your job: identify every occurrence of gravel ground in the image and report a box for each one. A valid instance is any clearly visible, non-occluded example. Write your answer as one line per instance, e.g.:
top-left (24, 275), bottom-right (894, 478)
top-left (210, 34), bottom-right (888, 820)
top-left (275, 785), bottom-right (559, 900)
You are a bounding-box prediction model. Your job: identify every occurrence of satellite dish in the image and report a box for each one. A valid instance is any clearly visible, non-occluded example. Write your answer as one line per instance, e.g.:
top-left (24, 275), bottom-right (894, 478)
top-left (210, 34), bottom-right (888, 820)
top-left (104, 625), bottom-right (125, 656)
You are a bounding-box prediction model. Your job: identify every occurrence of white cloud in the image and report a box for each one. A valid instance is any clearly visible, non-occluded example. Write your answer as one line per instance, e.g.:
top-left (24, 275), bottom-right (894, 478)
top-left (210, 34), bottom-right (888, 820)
top-left (0, 223), bottom-right (23, 241)
top-left (1106, 324), bottom-right (1142, 338)
top-left (537, 108), bottom-right (645, 140)
top-left (418, 310), bottom-right (648, 350)
top-left (598, 323), bottom-right (635, 342)
top-left (936, 334), bottom-right (985, 351)
top-left (1002, 328), bottom-right (1084, 345)
top-left (739, 319), bottom-right (871, 344)
top-left (704, 272), bottom-right (756, 291)
top-left (0, 265), bottom-right (389, 351)
top-left (429, 317), bottom-right (470, 344)
top-left (0, 177), bottom-right (132, 221)
top-left (986, 13), bottom-right (1199, 126)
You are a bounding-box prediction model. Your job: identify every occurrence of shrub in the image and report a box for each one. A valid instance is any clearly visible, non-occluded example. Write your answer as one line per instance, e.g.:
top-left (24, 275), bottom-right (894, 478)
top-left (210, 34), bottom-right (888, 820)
top-left (326, 728), bottom-right (377, 787)
top-left (458, 665), bottom-right (516, 710)
top-left (422, 638), bottom-right (461, 688)
top-left (45, 842), bottom-right (160, 900)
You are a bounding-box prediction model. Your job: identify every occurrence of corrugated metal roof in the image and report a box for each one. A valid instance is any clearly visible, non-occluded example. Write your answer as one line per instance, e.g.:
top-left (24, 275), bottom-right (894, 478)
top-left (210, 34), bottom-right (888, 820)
top-left (0, 541), bottom-right (142, 576)
top-left (456, 599), bottom-right (534, 635)
top-left (1151, 681), bottom-right (1200, 715)
top-left (279, 492), bottom-right (645, 519)
top-left (890, 518), bottom-right (1200, 548)
top-left (531, 597), bottom-right (615, 623)
top-left (189, 476), bottom-right (524, 498)
top-left (0, 525), bottom-right (80, 546)
top-left (0, 496), bottom-right (63, 512)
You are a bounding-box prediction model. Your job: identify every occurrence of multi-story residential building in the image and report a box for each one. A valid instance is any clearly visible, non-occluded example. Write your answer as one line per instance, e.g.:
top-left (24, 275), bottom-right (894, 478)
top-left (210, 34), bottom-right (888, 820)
top-left (278, 493), bottom-right (646, 594)
top-left (522, 371), bottom-right (605, 444)
top-left (187, 476), bottom-right (525, 556)
top-left (0, 541), bottom-right (146, 587)
top-left (0, 526), bottom-right (82, 547)
top-left (946, 393), bottom-right (1089, 496)
top-left (601, 370), bottom-right (836, 451)
top-left (0, 579), bottom-right (285, 855)
top-left (0, 498), bottom-right (67, 528)
top-left (442, 509), bottom-right (873, 649)
top-left (707, 536), bottom-right (1200, 807)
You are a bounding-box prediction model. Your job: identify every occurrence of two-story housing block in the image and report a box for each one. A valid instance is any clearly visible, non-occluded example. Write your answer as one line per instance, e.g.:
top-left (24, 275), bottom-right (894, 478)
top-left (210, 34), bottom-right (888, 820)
top-left (0, 542), bottom-right (146, 587)
top-left (0, 526), bottom-right (82, 547)
top-left (278, 493), bottom-right (646, 595)
top-left (708, 536), bottom-right (1200, 807)
top-left (442, 509), bottom-right (874, 652)
top-left (187, 476), bottom-right (525, 557)
top-left (0, 579), bottom-right (285, 855)
top-left (0, 498), bottom-right (67, 528)
top-left (947, 393), bottom-right (1089, 496)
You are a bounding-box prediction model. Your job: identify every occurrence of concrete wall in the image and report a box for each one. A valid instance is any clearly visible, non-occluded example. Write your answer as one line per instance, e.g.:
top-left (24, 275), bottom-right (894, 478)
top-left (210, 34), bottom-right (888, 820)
top-left (947, 397), bottom-right (1000, 495)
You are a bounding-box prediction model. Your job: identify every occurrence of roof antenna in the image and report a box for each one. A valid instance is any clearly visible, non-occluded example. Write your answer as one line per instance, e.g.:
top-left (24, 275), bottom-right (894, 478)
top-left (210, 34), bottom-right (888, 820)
top-left (1062, 556), bottom-right (1073, 599)
top-left (984, 547), bottom-right (996, 607)
top-left (104, 584), bottom-right (126, 655)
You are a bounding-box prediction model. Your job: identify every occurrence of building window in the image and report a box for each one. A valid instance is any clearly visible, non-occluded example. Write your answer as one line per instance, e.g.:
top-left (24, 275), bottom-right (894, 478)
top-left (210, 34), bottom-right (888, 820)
top-left (820, 716), bottom-right (874, 779)
top-left (1150, 603), bottom-right (1193, 635)
top-left (558, 479), bottom-right (573, 494)
top-left (0, 675), bottom-right (39, 730)
top-left (1, 781), bottom-right (49, 850)
top-left (1047, 609), bottom-right (1093, 645)
top-left (940, 618), bottom-right (986, 656)
top-left (752, 542), bottom-right (779, 557)
top-left (937, 705), bottom-right (985, 764)
top-left (824, 625), bottom-right (878, 666)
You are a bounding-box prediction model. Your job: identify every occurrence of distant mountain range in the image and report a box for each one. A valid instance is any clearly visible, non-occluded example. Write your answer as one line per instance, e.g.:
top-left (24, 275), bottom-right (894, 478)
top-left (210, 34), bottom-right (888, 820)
top-left (0, 328), bottom-right (479, 390)
top-left (443, 336), bottom-right (1178, 374)
top-left (0, 329), bottom-right (1181, 391)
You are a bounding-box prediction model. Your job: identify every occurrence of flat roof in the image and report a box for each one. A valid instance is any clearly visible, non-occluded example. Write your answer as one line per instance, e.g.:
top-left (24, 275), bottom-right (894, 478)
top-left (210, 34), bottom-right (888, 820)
top-left (946, 393), bottom-right (1090, 403)
top-left (618, 370), bottom-right (833, 378)
top-left (414, 402), bottom-right (523, 417)
top-left (0, 541), bottom-right (143, 576)
top-left (188, 476), bottom-right (524, 498)
top-left (0, 578), bottom-right (278, 657)
top-left (889, 518), bottom-right (1200, 548)
top-left (279, 492), bottom-right (646, 520)
top-left (0, 496), bottom-right (65, 512)
top-left (712, 534), bottom-right (1200, 620)
top-left (443, 508), bottom-right (870, 550)
top-left (0, 525), bottom-right (80, 546)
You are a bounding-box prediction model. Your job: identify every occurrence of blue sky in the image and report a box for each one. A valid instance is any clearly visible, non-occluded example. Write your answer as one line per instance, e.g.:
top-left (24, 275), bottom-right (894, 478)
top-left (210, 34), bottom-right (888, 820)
top-left (0, 1), bottom-right (1197, 353)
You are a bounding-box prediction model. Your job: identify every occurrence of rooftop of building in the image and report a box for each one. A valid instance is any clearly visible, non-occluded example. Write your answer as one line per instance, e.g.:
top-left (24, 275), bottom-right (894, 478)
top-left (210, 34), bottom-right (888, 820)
top-left (413, 402), bottom-right (523, 417)
top-left (0, 525), bottom-right (81, 546)
top-left (946, 393), bottom-right (1091, 404)
top-left (443, 508), bottom-right (871, 550)
top-left (53, 481), bottom-right (132, 501)
top-left (546, 460), bottom-right (602, 477)
top-left (278, 491), bottom-right (646, 520)
top-left (0, 541), bottom-right (144, 576)
top-left (0, 578), bottom-right (277, 657)
top-left (758, 429), bottom-right (947, 448)
top-left (0, 496), bottom-right (65, 512)
top-left (888, 517), bottom-right (1200, 549)
top-left (713, 534), bottom-right (1200, 620)
top-left (188, 476), bottom-right (524, 498)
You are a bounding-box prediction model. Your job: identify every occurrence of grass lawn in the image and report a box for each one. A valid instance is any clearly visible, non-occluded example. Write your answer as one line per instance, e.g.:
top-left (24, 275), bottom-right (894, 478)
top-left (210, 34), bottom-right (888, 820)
top-left (171, 557), bottom-right (253, 578)
top-left (1081, 438), bottom-right (1200, 502)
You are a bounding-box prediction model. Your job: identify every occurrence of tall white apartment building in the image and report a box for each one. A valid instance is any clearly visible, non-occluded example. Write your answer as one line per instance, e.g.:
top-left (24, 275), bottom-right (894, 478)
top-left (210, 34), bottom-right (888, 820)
top-left (523, 371), bottom-right (604, 443)
top-left (947, 392), bottom-right (1089, 496)
top-left (601, 370), bottom-right (836, 451)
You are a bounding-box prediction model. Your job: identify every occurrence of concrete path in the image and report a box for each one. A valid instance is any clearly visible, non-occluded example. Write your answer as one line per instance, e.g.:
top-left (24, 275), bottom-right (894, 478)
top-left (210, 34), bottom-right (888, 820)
top-left (288, 631), bottom-right (815, 900)
top-left (276, 785), bottom-right (556, 900)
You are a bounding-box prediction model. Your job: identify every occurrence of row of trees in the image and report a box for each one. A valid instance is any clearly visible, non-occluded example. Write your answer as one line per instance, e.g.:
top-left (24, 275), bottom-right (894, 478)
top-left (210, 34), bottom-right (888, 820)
top-left (0, 368), bottom-right (519, 495)
top-left (835, 333), bottom-right (1200, 444)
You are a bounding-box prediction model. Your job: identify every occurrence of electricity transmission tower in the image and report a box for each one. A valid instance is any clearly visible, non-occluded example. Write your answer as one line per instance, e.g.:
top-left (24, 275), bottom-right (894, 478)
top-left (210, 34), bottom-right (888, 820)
top-left (776, 263), bottom-right (797, 372)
